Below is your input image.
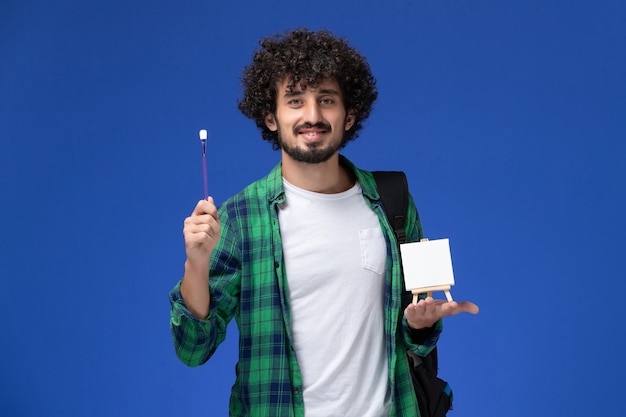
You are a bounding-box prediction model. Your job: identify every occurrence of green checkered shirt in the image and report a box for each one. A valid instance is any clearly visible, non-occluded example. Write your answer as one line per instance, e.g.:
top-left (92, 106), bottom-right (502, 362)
top-left (170, 155), bottom-right (442, 416)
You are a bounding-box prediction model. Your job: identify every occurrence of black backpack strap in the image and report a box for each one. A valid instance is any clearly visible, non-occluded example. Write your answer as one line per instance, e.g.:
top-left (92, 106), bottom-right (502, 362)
top-left (371, 171), bottom-right (408, 244)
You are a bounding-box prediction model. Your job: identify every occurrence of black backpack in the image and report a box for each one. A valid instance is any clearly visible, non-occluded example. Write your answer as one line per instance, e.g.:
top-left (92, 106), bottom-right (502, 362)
top-left (372, 171), bottom-right (454, 417)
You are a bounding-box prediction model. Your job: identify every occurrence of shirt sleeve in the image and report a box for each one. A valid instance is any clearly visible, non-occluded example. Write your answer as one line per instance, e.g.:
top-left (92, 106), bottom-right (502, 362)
top-left (169, 280), bottom-right (227, 367)
top-left (402, 313), bottom-right (443, 357)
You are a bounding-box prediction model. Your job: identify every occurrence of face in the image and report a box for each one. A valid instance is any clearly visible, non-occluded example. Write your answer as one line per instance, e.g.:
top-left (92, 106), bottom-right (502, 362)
top-left (264, 78), bottom-right (356, 164)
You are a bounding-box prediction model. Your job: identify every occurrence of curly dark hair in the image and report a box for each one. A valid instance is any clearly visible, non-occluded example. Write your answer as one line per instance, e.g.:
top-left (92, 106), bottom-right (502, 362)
top-left (238, 29), bottom-right (378, 149)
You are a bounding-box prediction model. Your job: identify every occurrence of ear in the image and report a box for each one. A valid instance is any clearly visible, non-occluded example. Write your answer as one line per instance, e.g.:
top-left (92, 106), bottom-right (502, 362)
top-left (264, 113), bottom-right (278, 132)
top-left (344, 112), bottom-right (356, 131)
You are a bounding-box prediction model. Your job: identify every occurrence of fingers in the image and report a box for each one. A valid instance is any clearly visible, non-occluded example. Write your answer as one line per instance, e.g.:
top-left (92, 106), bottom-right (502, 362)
top-left (191, 197), bottom-right (218, 217)
top-left (184, 216), bottom-right (219, 238)
top-left (404, 297), bottom-right (479, 329)
top-left (404, 297), bottom-right (442, 329)
top-left (412, 297), bottom-right (479, 315)
top-left (183, 197), bottom-right (221, 262)
top-left (185, 199), bottom-right (220, 233)
top-left (187, 198), bottom-right (220, 233)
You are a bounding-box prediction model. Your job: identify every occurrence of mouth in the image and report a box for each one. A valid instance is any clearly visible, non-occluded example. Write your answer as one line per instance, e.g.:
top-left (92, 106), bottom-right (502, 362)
top-left (295, 123), bottom-right (331, 143)
top-left (299, 129), bottom-right (326, 142)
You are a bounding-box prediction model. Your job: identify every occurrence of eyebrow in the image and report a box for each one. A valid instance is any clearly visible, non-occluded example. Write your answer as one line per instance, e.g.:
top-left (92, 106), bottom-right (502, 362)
top-left (283, 88), bottom-right (341, 98)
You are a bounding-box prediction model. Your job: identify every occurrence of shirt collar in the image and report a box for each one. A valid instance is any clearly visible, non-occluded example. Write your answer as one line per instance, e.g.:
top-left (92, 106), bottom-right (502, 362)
top-left (265, 154), bottom-right (380, 204)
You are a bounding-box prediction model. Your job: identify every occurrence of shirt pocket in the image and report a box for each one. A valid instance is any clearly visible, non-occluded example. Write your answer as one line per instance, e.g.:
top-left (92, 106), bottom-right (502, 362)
top-left (359, 227), bottom-right (386, 275)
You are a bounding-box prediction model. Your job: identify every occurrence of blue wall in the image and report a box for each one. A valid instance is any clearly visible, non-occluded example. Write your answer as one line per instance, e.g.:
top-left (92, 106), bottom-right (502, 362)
top-left (2, 1), bottom-right (625, 416)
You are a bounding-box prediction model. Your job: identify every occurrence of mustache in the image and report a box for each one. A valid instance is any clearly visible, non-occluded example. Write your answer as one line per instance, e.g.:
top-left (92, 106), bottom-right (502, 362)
top-left (293, 122), bottom-right (332, 135)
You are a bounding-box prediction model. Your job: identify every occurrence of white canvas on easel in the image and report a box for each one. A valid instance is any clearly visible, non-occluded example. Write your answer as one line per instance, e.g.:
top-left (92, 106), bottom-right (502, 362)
top-left (400, 238), bottom-right (455, 302)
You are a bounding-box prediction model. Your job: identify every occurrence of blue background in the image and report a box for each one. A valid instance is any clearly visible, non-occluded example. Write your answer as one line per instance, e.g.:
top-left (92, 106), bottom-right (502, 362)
top-left (2, 1), bottom-right (625, 416)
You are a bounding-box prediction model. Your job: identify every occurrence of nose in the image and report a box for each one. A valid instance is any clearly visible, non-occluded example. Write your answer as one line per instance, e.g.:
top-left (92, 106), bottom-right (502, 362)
top-left (303, 101), bottom-right (323, 124)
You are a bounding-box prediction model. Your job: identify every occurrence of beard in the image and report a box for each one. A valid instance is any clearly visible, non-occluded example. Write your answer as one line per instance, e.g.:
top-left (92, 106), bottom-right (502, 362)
top-left (277, 122), bottom-right (346, 164)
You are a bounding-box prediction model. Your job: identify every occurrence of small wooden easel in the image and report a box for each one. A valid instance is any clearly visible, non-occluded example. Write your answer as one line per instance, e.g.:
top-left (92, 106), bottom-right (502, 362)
top-left (411, 285), bottom-right (454, 304)
top-left (409, 238), bottom-right (455, 304)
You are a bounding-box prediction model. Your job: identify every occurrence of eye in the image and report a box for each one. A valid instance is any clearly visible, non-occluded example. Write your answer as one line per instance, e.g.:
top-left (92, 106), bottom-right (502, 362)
top-left (288, 99), bottom-right (303, 106)
top-left (320, 98), bottom-right (334, 105)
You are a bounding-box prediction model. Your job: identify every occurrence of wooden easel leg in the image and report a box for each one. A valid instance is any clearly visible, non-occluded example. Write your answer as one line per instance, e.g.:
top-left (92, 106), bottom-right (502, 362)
top-left (412, 294), bottom-right (418, 305)
top-left (444, 290), bottom-right (453, 302)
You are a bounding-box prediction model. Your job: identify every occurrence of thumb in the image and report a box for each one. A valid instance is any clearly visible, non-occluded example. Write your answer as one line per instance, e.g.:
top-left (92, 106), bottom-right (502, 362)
top-left (457, 301), bottom-right (480, 314)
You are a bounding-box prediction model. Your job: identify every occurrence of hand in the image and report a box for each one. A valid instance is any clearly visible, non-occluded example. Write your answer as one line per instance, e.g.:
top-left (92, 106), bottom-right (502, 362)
top-left (404, 297), bottom-right (479, 330)
top-left (183, 197), bottom-right (221, 270)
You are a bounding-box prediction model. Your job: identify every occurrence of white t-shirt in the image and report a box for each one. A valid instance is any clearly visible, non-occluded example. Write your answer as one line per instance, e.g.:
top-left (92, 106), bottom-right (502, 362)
top-left (278, 179), bottom-right (391, 417)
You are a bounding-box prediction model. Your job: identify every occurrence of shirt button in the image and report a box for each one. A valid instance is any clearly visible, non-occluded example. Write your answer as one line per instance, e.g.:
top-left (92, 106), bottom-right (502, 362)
top-left (274, 261), bottom-right (280, 269)
top-left (293, 387), bottom-right (300, 394)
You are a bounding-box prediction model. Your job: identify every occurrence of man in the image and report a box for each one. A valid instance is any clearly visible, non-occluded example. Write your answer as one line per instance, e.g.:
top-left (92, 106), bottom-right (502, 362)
top-left (169, 29), bottom-right (478, 416)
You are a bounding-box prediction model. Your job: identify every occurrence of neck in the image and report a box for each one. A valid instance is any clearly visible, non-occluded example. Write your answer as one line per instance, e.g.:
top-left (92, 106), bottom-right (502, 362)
top-left (281, 152), bottom-right (355, 194)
